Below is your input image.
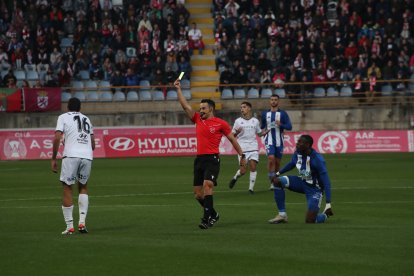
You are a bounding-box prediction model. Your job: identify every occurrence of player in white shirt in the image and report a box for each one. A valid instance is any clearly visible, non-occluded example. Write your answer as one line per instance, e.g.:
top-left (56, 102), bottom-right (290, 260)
top-left (229, 102), bottom-right (269, 193)
top-left (51, 97), bottom-right (95, 235)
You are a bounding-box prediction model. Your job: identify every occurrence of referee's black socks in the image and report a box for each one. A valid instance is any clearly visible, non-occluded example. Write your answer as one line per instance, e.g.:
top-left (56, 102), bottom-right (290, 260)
top-left (203, 195), bottom-right (214, 220)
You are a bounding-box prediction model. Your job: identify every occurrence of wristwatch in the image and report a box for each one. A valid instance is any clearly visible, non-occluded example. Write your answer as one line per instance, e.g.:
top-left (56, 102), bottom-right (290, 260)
top-left (240, 154), bottom-right (246, 158)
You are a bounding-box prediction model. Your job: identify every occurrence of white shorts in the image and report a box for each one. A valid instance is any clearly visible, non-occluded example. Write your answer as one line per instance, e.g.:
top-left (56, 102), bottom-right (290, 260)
top-left (60, 157), bottom-right (92, 185)
top-left (238, 151), bottom-right (259, 163)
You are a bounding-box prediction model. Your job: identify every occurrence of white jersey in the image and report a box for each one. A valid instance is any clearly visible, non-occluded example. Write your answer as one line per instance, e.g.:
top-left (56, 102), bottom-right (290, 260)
top-left (232, 117), bottom-right (261, 152)
top-left (55, 112), bottom-right (94, 160)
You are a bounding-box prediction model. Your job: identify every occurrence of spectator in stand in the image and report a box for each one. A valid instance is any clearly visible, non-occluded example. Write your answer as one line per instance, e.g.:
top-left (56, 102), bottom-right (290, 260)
top-left (58, 68), bottom-right (71, 87)
top-left (110, 69), bottom-right (126, 93)
top-left (125, 68), bottom-right (139, 87)
top-left (188, 22), bottom-right (204, 55)
top-left (247, 65), bottom-right (260, 87)
top-left (177, 56), bottom-right (192, 80)
top-left (365, 72), bottom-right (378, 104)
top-left (165, 52), bottom-right (178, 73)
top-left (219, 66), bottom-right (232, 91)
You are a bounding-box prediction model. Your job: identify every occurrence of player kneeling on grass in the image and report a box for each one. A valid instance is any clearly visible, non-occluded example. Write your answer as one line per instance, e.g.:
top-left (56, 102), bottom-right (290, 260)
top-left (51, 97), bottom-right (95, 235)
top-left (269, 134), bottom-right (333, 224)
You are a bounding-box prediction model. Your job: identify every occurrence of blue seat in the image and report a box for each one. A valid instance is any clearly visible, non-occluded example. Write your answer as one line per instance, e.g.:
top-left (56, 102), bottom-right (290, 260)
top-left (407, 83), bottom-right (414, 94)
top-left (61, 92), bottom-right (72, 102)
top-left (381, 85), bottom-right (393, 96)
top-left (84, 80), bottom-right (98, 92)
top-left (26, 71), bottom-right (39, 80)
top-left (221, 88), bottom-right (233, 99)
top-left (153, 90), bottom-right (165, 101)
top-left (113, 91), bottom-right (125, 101)
top-left (86, 91), bottom-right (99, 102)
top-left (182, 89), bottom-right (192, 100)
top-left (13, 70), bottom-right (26, 81)
top-left (166, 90), bottom-right (178, 100)
top-left (139, 90), bottom-right (152, 101)
top-left (99, 80), bottom-right (111, 91)
top-left (340, 86), bottom-right (353, 97)
top-left (261, 88), bottom-right (273, 98)
top-left (127, 91), bottom-right (139, 101)
top-left (181, 79), bottom-right (191, 89)
top-left (314, 87), bottom-right (325, 97)
top-left (234, 88), bottom-right (246, 99)
top-left (100, 91), bottom-right (113, 102)
top-left (139, 80), bottom-right (151, 91)
top-left (326, 87), bottom-right (339, 97)
top-left (73, 91), bottom-right (86, 101)
top-left (247, 88), bottom-right (259, 99)
top-left (78, 70), bottom-right (90, 80)
top-left (274, 88), bottom-right (286, 98)
top-left (71, 81), bottom-right (84, 90)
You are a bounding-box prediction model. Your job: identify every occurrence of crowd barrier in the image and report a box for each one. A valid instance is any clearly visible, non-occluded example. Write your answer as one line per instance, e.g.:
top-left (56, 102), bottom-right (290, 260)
top-left (1, 126), bottom-right (413, 160)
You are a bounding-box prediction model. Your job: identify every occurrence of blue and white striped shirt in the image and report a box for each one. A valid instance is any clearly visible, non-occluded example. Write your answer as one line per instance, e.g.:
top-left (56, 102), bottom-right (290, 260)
top-left (261, 109), bottom-right (292, 147)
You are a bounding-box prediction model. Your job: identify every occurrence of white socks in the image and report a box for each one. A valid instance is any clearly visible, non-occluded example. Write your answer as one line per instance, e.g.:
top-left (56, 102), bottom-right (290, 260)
top-left (62, 205), bottom-right (74, 229)
top-left (249, 171), bottom-right (257, 191)
top-left (78, 194), bottom-right (89, 225)
top-left (233, 169), bottom-right (241, 180)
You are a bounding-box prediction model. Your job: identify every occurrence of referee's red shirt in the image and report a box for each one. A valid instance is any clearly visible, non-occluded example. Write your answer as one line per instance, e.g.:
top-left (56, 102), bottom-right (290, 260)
top-left (192, 112), bottom-right (231, 155)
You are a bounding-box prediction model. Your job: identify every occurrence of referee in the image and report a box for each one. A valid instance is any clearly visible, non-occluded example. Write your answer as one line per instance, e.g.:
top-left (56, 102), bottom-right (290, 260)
top-left (174, 78), bottom-right (246, 229)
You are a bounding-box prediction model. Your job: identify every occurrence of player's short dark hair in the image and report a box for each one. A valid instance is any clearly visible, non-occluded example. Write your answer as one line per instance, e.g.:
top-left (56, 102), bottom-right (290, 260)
top-left (68, 97), bottom-right (81, 112)
top-left (271, 94), bottom-right (280, 99)
top-left (301, 134), bottom-right (314, 147)
top-left (200, 99), bottom-right (215, 110)
top-left (241, 101), bottom-right (252, 108)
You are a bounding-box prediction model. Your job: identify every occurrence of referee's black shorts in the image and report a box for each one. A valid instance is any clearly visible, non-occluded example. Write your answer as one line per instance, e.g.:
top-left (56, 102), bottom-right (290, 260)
top-left (193, 154), bottom-right (220, 186)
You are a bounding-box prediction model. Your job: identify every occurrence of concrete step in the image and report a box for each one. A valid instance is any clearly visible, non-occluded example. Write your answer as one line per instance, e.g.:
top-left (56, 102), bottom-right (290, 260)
top-left (190, 17), bottom-right (214, 25)
top-left (189, 13), bottom-right (212, 19)
top-left (192, 70), bottom-right (219, 77)
top-left (191, 58), bottom-right (215, 66)
top-left (190, 77), bottom-right (219, 83)
top-left (191, 48), bottom-right (214, 55)
top-left (186, 0), bottom-right (210, 5)
top-left (187, 6), bottom-right (211, 13)
top-left (185, 3), bottom-right (211, 9)
top-left (192, 91), bottom-right (221, 98)
top-left (193, 65), bottom-right (216, 71)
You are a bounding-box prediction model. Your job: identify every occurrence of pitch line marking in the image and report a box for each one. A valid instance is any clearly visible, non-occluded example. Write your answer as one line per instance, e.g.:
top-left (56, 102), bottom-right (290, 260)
top-left (0, 187), bottom-right (413, 202)
top-left (1, 200), bottom-right (414, 209)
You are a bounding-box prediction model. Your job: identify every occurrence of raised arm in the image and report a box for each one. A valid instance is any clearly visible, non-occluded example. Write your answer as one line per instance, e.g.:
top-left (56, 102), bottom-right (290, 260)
top-left (174, 79), bottom-right (195, 120)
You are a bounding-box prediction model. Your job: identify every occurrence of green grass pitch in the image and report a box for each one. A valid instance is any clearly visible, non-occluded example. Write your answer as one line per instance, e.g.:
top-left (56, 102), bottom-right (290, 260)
top-left (0, 153), bottom-right (413, 276)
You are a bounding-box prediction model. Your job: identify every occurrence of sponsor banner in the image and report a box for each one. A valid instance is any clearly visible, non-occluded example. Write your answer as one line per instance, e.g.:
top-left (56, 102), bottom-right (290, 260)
top-left (23, 88), bottom-right (61, 112)
top-left (0, 127), bottom-right (413, 160)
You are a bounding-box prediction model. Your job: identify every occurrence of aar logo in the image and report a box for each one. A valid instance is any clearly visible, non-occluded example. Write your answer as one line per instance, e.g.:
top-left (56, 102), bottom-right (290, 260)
top-left (3, 138), bottom-right (27, 158)
top-left (317, 132), bottom-right (348, 153)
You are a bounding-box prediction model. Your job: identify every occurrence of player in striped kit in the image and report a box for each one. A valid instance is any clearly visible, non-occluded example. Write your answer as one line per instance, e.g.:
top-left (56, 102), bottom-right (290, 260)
top-left (229, 102), bottom-right (269, 193)
top-left (261, 94), bottom-right (292, 223)
top-left (270, 134), bottom-right (333, 223)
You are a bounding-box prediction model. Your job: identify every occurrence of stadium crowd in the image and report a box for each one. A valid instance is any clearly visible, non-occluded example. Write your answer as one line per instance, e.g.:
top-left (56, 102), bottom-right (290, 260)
top-left (214, 0), bottom-right (414, 99)
top-left (0, 0), bottom-right (193, 90)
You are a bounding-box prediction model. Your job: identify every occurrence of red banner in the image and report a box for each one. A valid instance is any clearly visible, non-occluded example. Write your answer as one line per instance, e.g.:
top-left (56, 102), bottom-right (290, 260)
top-left (0, 127), bottom-right (413, 160)
top-left (23, 88), bottom-right (61, 112)
top-left (0, 88), bottom-right (21, 112)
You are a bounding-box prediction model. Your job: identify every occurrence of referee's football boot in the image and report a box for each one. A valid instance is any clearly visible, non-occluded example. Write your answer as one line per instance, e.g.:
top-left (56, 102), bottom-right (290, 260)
top-left (199, 218), bottom-right (210, 229)
top-left (62, 228), bottom-right (75, 235)
top-left (208, 212), bottom-right (220, 227)
top-left (229, 178), bottom-right (237, 189)
top-left (78, 224), bottom-right (88, 234)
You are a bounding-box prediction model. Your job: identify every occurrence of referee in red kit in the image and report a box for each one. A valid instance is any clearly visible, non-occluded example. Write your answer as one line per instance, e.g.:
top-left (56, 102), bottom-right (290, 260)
top-left (174, 78), bottom-right (246, 229)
